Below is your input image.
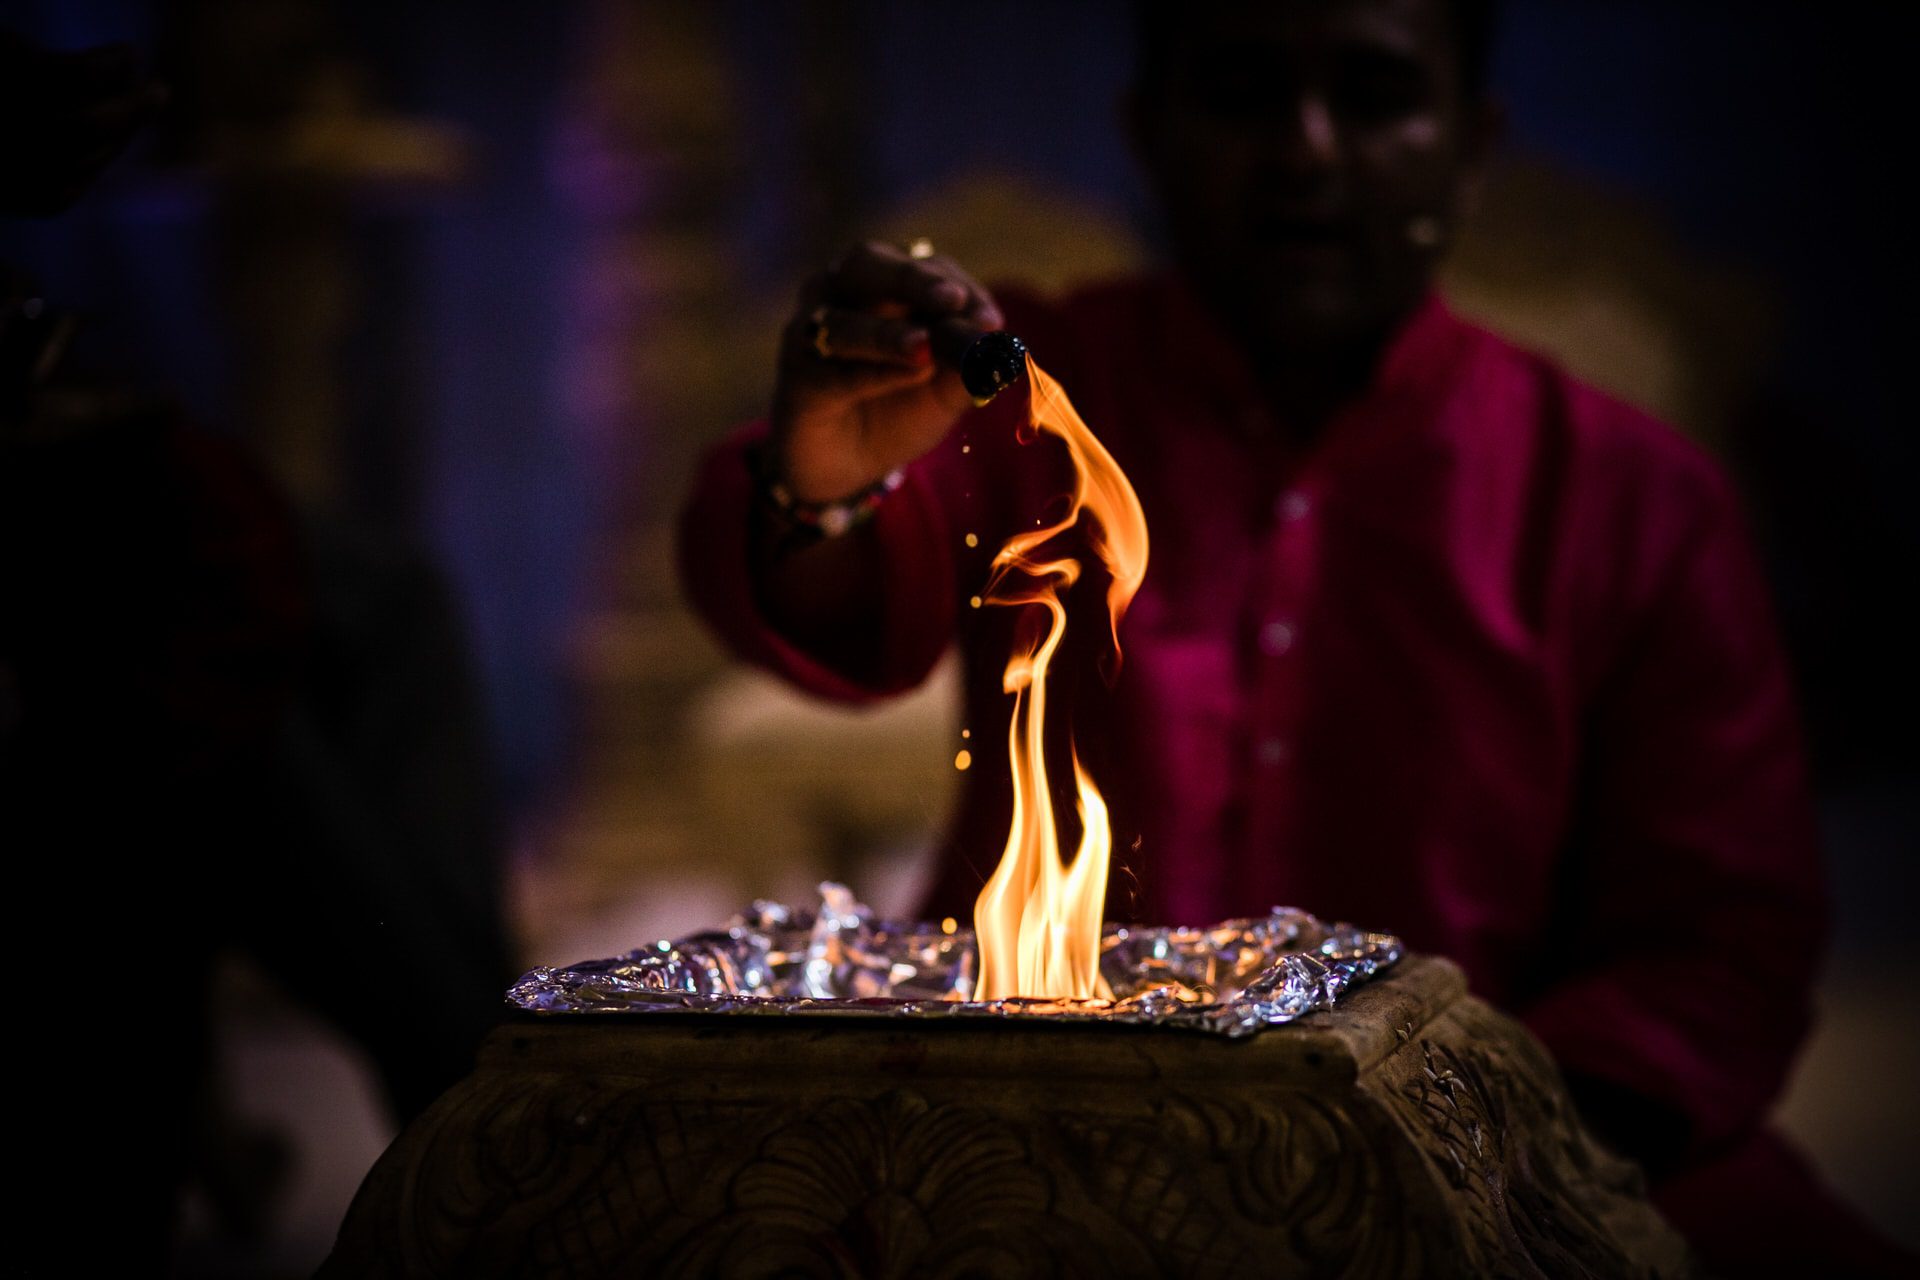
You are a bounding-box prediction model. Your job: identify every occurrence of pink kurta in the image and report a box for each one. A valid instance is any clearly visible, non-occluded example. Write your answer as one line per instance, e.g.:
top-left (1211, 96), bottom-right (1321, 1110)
top-left (679, 274), bottom-right (1844, 1256)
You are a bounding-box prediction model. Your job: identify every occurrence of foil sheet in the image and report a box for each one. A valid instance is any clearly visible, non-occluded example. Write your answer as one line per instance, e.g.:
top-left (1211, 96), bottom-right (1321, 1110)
top-left (509, 884), bottom-right (1401, 1038)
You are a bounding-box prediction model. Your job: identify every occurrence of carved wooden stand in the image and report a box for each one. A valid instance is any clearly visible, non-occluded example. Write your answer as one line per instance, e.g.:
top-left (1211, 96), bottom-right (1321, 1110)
top-left (321, 956), bottom-right (1691, 1278)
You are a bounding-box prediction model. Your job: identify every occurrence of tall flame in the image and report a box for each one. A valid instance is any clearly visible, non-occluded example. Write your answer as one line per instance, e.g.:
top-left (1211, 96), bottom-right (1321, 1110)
top-left (972, 355), bottom-right (1149, 1000)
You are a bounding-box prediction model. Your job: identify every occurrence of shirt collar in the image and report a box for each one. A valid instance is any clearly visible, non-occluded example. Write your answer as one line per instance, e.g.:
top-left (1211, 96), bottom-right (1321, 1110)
top-left (1146, 269), bottom-right (1472, 447)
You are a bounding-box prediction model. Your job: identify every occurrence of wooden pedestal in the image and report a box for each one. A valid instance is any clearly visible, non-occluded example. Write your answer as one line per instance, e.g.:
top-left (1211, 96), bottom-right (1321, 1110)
top-left (321, 955), bottom-right (1691, 1278)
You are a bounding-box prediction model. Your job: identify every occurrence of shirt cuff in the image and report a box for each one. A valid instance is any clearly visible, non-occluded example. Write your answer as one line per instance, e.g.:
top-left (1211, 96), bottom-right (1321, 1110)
top-left (676, 422), bottom-right (957, 702)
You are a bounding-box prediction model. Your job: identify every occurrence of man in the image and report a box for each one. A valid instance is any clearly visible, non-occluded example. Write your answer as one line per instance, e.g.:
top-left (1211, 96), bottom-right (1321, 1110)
top-left (680, 2), bottom-right (1905, 1271)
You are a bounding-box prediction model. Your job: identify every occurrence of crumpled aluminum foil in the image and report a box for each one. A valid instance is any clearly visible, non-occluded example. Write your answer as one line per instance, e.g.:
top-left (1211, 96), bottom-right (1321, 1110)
top-left (508, 883), bottom-right (1402, 1037)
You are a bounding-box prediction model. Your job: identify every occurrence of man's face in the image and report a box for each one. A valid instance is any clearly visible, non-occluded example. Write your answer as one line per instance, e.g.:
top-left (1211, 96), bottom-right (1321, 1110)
top-left (1130, 0), bottom-right (1489, 354)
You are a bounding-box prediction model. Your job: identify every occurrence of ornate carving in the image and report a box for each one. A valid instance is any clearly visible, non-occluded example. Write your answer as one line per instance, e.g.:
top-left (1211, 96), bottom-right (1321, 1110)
top-left (321, 957), bottom-right (1692, 1279)
top-left (392, 1075), bottom-right (765, 1277)
top-left (663, 1090), bottom-right (1096, 1277)
top-left (1048, 1091), bottom-right (1420, 1277)
top-left (1387, 1016), bottom-right (1688, 1279)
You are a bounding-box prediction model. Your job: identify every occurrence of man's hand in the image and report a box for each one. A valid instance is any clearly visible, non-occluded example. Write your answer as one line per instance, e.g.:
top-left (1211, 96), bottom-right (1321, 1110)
top-left (771, 240), bottom-right (1001, 503)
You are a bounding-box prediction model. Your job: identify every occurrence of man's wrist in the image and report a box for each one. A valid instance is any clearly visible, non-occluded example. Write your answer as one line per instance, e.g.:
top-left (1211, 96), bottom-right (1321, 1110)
top-left (747, 439), bottom-right (903, 545)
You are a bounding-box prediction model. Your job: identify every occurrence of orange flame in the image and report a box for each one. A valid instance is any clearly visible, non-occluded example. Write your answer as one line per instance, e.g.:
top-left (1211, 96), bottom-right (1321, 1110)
top-left (972, 355), bottom-right (1149, 1000)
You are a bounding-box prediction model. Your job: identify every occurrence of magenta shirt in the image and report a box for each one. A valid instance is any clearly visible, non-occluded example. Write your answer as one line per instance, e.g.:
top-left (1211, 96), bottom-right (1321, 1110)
top-left (679, 273), bottom-right (1824, 1164)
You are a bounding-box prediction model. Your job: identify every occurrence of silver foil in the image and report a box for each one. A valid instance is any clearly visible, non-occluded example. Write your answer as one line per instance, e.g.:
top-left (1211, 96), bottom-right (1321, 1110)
top-left (508, 882), bottom-right (1402, 1037)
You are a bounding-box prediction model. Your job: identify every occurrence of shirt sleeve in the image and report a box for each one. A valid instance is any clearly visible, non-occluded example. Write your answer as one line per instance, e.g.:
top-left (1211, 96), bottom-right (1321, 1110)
top-left (1520, 468), bottom-right (1827, 1165)
top-left (674, 420), bottom-right (960, 703)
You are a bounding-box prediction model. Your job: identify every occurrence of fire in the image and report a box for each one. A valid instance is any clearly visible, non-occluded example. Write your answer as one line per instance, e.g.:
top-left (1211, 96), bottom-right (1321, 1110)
top-left (971, 355), bottom-right (1149, 1000)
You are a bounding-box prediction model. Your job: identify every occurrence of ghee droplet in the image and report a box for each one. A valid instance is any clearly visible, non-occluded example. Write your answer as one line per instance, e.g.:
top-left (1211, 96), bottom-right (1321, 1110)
top-left (964, 532), bottom-right (979, 548)
top-left (962, 444), bottom-right (971, 454)
top-left (954, 749), bottom-right (972, 771)
top-left (970, 595), bottom-right (983, 608)
top-left (961, 728), bottom-right (971, 739)
top-left (940, 916), bottom-right (958, 935)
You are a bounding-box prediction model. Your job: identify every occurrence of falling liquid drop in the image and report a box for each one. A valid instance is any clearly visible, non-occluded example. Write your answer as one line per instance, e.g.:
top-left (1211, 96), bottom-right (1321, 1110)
top-left (961, 728), bottom-right (971, 739)
top-left (970, 595), bottom-right (983, 608)
top-left (941, 916), bottom-right (958, 935)
top-left (962, 444), bottom-right (971, 454)
top-left (954, 749), bottom-right (973, 771)
top-left (965, 532), bottom-right (979, 548)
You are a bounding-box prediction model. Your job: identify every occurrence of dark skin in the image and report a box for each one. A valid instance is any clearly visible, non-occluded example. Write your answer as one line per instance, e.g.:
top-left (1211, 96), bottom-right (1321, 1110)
top-left (754, 0), bottom-right (1499, 669)
top-left (1128, 0), bottom-right (1499, 429)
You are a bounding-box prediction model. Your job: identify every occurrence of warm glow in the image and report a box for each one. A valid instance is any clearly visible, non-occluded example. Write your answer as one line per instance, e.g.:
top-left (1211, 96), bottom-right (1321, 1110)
top-left (971, 355), bottom-right (1149, 1000)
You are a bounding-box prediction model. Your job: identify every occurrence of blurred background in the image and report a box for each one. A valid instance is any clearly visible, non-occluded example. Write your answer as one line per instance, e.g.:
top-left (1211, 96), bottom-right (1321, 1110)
top-left (1, 0), bottom-right (1911, 1274)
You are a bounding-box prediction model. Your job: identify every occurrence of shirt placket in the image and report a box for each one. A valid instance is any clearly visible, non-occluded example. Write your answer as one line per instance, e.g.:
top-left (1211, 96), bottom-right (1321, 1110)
top-left (1243, 470), bottom-right (1321, 881)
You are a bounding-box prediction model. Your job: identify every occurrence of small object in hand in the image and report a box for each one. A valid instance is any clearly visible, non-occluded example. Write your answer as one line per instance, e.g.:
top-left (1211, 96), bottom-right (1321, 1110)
top-left (959, 330), bottom-right (1027, 404)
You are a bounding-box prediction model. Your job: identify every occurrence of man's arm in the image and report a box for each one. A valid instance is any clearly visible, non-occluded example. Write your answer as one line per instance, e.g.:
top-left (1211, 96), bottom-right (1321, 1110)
top-left (676, 421), bottom-right (959, 702)
top-left (676, 240), bottom-right (1012, 701)
top-left (1521, 467), bottom-right (1826, 1173)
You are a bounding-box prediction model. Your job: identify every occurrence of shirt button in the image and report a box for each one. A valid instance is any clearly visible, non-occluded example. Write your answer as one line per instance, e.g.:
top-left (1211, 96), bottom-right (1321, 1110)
top-left (1259, 620), bottom-right (1295, 656)
top-left (1256, 737), bottom-right (1290, 767)
top-left (1275, 490), bottom-right (1312, 523)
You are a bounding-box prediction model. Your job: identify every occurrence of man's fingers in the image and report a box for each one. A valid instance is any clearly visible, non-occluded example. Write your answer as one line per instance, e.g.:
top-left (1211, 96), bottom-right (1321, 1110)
top-left (907, 251), bottom-right (1004, 331)
top-left (818, 308), bottom-right (931, 365)
top-left (782, 354), bottom-right (939, 414)
top-left (825, 241), bottom-right (976, 318)
top-left (800, 242), bottom-right (1004, 337)
top-left (787, 306), bottom-right (931, 368)
top-left (786, 242), bottom-right (1005, 417)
